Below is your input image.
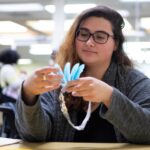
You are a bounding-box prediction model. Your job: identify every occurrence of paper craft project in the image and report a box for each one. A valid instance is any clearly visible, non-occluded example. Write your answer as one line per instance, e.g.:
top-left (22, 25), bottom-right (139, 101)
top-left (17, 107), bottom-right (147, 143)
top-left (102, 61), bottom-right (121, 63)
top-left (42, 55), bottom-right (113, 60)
top-left (55, 62), bottom-right (85, 87)
top-left (55, 62), bottom-right (91, 130)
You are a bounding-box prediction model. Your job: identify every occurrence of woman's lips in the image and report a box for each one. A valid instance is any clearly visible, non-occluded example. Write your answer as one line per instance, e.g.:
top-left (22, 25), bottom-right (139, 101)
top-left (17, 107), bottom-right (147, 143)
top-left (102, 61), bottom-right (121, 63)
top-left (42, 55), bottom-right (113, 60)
top-left (82, 49), bottom-right (97, 53)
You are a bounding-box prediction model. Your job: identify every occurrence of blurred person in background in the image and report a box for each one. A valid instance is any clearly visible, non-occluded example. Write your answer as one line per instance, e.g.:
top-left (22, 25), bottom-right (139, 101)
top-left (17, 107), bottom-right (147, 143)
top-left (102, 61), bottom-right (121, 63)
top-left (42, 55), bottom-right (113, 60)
top-left (0, 49), bottom-right (26, 100)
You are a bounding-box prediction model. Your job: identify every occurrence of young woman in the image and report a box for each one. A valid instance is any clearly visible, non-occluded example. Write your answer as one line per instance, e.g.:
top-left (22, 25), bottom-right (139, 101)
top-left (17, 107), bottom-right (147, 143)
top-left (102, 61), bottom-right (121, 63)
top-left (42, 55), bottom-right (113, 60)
top-left (15, 5), bottom-right (150, 144)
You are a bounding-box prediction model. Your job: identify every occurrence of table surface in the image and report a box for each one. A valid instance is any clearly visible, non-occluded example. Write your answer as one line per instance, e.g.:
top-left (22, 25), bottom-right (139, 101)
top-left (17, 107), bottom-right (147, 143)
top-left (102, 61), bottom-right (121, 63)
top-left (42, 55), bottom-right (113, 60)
top-left (0, 138), bottom-right (150, 150)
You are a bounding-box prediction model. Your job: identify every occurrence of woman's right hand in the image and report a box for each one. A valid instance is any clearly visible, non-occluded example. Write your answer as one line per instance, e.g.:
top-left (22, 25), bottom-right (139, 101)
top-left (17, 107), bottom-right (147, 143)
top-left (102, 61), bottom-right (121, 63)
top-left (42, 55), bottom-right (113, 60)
top-left (22, 66), bottom-right (63, 105)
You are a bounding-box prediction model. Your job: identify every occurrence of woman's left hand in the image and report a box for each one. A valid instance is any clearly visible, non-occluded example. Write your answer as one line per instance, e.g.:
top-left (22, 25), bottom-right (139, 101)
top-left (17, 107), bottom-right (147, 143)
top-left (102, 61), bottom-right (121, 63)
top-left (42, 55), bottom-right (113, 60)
top-left (65, 77), bottom-right (113, 107)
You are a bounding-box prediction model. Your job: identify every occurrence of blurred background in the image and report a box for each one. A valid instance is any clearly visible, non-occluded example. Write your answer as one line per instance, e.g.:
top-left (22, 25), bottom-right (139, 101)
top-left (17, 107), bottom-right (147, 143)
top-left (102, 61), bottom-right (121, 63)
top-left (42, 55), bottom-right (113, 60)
top-left (0, 0), bottom-right (149, 76)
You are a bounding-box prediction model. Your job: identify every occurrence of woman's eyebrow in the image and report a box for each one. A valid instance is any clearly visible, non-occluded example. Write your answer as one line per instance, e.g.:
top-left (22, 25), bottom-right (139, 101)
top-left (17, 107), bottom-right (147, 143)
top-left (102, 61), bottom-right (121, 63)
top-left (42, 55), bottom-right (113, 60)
top-left (79, 27), bottom-right (111, 34)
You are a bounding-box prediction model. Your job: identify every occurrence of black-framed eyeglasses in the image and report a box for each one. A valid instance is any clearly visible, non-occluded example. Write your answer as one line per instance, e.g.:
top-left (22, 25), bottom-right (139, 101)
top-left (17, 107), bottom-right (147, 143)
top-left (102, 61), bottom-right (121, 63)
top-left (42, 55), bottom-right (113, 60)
top-left (76, 28), bottom-right (114, 44)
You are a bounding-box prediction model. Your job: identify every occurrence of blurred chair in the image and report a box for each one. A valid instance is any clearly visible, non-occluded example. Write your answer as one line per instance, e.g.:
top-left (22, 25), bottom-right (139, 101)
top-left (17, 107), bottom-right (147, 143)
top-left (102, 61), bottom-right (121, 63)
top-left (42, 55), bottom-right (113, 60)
top-left (0, 94), bottom-right (19, 138)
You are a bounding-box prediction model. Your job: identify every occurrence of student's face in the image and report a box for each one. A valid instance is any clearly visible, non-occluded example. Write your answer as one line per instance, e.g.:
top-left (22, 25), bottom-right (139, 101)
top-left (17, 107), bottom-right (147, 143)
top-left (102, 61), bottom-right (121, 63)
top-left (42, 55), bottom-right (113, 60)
top-left (75, 16), bottom-right (117, 67)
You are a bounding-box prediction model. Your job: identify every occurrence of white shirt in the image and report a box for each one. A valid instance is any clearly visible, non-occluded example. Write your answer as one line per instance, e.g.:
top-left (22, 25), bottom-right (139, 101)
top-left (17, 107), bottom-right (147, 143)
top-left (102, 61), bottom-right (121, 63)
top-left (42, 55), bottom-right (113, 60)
top-left (0, 64), bottom-right (25, 99)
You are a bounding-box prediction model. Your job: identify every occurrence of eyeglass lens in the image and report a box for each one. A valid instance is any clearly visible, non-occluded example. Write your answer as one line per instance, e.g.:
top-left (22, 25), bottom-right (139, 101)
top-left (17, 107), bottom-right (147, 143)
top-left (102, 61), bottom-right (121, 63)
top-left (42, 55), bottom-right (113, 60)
top-left (76, 28), bottom-right (111, 44)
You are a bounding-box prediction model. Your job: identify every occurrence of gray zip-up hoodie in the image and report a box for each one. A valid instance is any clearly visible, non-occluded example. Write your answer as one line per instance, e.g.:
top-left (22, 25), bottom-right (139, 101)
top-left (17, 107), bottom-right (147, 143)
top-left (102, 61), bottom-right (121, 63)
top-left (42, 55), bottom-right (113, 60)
top-left (15, 62), bottom-right (150, 144)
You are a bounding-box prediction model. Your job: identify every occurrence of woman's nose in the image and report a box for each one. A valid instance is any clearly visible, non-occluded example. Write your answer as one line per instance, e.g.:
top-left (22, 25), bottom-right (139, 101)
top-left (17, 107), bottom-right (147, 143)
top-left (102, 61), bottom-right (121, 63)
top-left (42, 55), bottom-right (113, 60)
top-left (86, 36), bottom-right (95, 47)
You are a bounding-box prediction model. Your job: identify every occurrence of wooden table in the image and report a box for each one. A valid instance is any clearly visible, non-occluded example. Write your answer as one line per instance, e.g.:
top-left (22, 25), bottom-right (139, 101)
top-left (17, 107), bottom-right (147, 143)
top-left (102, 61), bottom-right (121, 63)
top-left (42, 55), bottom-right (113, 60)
top-left (0, 138), bottom-right (150, 150)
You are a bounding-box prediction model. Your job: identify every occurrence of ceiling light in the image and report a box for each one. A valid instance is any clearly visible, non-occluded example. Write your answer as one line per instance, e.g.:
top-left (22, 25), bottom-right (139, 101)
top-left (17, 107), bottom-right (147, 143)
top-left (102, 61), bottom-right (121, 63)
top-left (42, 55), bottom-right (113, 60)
top-left (64, 4), bottom-right (96, 14)
top-left (0, 3), bottom-right (43, 12)
top-left (27, 19), bottom-right (76, 33)
top-left (0, 21), bottom-right (27, 32)
top-left (45, 4), bottom-right (96, 14)
top-left (18, 59), bottom-right (32, 65)
top-left (45, 5), bottom-right (55, 13)
top-left (26, 20), bottom-right (54, 33)
top-left (120, 0), bottom-right (150, 2)
top-left (0, 38), bottom-right (14, 45)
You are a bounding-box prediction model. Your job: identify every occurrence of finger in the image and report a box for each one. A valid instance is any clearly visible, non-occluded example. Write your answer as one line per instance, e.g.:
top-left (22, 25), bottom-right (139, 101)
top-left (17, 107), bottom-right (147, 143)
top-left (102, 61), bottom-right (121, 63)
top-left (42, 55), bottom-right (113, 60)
top-left (67, 77), bottom-right (92, 87)
top-left (44, 83), bottom-right (61, 90)
top-left (65, 84), bottom-right (80, 92)
top-left (83, 96), bottom-right (94, 101)
top-left (37, 73), bottom-right (63, 84)
top-left (40, 78), bottom-right (62, 87)
top-left (36, 66), bottom-right (60, 76)
top-left (38, 83), bottom-right (61, 94)
top-left (67, 80), bottom-right (82, 87)
top-left (66, 81), bottom-right (84, 90)
top-left (46, 74), bottom-right (63, 81)
top-left (40, 74), bottom-right (63, 82)
top-left (66, 81), bottom-right (91, 93)
top-left (72, 89), bottom-right (89, 97)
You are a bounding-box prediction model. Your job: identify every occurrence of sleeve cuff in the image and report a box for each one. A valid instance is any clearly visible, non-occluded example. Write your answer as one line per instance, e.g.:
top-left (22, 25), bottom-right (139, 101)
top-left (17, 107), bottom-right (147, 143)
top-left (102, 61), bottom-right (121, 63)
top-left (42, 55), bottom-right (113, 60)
top-left (99, 87), bottom-right (124, 120)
